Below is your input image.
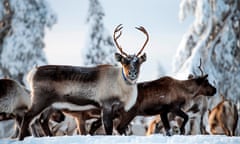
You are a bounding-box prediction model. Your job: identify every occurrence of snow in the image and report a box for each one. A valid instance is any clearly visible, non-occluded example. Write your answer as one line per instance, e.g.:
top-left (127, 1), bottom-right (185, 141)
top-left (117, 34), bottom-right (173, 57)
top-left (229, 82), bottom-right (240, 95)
top-left (1, 135), bottom-right (240, 144)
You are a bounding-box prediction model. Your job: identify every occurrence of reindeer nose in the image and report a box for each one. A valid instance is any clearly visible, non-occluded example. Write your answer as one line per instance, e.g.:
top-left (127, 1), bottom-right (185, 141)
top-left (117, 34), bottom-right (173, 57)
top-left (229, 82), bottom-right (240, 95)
top-left (213, 87), bottom-right (217, 94)
top-left (209, 87), bottom-right (217, 96)
top-left (128, 70), bottom-right (137, 80)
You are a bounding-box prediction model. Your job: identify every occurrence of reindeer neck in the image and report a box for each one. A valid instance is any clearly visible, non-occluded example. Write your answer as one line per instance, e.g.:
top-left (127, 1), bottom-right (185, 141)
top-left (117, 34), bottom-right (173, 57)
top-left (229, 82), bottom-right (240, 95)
top-left (121, 68), bottom-right (133, 85)
top-left (179, 79), bottom-right (200, 97)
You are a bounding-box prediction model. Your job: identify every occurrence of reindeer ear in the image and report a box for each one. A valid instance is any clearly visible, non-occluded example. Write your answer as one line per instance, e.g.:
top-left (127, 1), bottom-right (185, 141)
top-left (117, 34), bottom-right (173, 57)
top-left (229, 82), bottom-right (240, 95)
top-left (196, 74), bottom-right (208, 84)
top-left (139, 53), bottom-right (146, 63)
top-left (188, 74), bottom-right (194, 79)
top-left (115, 53), bottom-right (123, 62)
top-left (203, 74), bottom-right (208, 79)
top-left (196, 76), bottom-right (205, 85)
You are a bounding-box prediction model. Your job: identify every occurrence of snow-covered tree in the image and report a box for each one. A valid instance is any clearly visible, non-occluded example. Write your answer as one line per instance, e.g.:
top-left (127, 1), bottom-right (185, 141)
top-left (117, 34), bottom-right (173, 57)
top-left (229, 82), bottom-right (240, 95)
top-left (0, 0), bottom-right (56, 85)
top-left (174, 0), bottom-right (240, 135)
top-left (84, 0), bottom-right (117, 66)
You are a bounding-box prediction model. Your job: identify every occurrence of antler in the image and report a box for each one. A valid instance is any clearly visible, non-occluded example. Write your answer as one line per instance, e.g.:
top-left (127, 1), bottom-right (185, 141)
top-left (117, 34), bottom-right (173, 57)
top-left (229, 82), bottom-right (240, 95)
top-left (135, 26), bottom-right (149, 56)
top-left (198, 58), bottom-right (204, 76)
top-left (113, 24), bottom-right (128, 57)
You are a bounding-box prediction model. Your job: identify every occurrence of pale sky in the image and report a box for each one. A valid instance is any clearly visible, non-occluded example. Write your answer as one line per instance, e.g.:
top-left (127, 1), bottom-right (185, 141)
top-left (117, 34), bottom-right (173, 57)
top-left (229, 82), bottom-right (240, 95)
top-left (44, 0), bottom-right (192, 82)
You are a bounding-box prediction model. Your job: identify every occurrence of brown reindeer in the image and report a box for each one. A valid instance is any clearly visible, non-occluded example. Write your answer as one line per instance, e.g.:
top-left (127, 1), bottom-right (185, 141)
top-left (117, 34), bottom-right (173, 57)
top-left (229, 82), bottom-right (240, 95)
top-left (208, 95), bottom-right (238, 136)
top-left (90, 63), bottom-right (216, 136)
top-left (19, 24), bottom-right (149, 140)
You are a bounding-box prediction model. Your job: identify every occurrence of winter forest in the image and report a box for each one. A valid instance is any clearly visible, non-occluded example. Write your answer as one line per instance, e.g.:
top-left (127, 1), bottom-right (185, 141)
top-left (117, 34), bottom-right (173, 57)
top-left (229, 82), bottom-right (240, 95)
top-left (0, 0), bottom-right (240, 143)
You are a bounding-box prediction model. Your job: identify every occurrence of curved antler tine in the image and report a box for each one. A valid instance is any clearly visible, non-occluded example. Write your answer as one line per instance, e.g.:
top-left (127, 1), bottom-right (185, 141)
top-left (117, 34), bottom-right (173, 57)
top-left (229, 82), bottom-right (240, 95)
top-left (113, 24), bottom-right (128, 57)
top-left (198, 58), bottom-right (204, 76)
top-left (114, 24), bottom-right (123, 33)
top-left (135, 26), bottom-right (149, 56)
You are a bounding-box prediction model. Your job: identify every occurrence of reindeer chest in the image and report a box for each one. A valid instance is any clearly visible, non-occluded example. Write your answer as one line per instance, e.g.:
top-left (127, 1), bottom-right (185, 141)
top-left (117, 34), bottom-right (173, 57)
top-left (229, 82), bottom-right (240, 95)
top-left (97, 83), bottom-right (138, 111)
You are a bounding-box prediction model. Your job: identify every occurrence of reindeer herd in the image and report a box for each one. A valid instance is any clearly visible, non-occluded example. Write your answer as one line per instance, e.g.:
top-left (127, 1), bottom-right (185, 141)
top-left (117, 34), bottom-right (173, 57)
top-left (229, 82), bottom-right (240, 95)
top-left (0, 25), bottom-right (239, 140)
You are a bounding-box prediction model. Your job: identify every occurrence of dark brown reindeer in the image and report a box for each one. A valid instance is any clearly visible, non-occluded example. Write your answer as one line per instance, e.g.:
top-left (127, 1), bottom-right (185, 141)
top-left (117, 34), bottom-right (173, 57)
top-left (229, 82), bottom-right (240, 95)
top-left (19, 24), bottom-right (149, 140)
top-left (90, 61), bottom-right (216, 136)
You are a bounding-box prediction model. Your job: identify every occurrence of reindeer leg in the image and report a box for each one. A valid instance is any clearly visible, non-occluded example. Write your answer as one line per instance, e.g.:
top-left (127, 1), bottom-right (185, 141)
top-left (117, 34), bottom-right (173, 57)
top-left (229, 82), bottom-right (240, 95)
top-left (14, 115), bottom-right (24, 138)
top-left (28, 107), bottom-right (58, 137)
top-left (19, 113), bottom-right (35, 140)
top-left (75, 113), bottom-right (87, 135)
top-left (102, 107), bottom-right (113, 135)
top-left (19, 101), bottom-right (52, 140)
top-left (37, 107), bottom-right (56, 137)
top-left (89, 118), bottom-right (102, 135)
top-left (174, 109), bottom-right (188, 135)
top-left (160, 112), bottom-right (171, 136)
top-left (117, 108), bottom-right (137, 135)
top-left (15, 115), bottom-right (23, 130)
top-left (101, 98), bottom-right (123, 135)
top-left (221, 123), bottom-right (231, 136)
top-left (30, 118), bottom-right (46, 137)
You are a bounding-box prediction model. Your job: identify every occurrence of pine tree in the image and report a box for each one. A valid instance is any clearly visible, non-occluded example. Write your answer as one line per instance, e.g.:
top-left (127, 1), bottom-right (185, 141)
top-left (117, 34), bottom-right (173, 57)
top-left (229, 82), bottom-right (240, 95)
top-left (84, 0), bottom-right (117, 66)
top-left (0, 0), bottom-right (56, 85)
top-left (174, 0), bottom-right (240, 135)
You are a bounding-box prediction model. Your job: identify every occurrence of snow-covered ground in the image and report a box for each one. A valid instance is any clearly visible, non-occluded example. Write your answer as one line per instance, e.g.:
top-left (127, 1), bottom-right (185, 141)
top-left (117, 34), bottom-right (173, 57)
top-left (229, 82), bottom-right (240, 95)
top-left (1, 135), bottom-right (240, 144)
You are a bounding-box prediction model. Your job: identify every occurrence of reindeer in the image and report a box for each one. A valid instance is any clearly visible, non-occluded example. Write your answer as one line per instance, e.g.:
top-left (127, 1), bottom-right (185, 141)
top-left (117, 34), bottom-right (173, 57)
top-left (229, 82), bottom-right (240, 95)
top-left (0, 78), bottom-right (31, 131)
top-left (0, 78), bottom-right (66, 138)
top-left (208, 95), bottom-right (238, 136)
top-left (18, 24), bottom-right (149, 140)
top-left (90, 61), bottom-right (216, 136)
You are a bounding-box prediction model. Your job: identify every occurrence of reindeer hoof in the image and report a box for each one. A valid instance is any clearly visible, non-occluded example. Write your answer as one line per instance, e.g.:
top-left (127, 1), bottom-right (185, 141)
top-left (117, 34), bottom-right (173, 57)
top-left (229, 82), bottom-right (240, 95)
top-left (165, 131), bottom-right (172, 136)
top-left (180, 128), bottom-right (185, 135)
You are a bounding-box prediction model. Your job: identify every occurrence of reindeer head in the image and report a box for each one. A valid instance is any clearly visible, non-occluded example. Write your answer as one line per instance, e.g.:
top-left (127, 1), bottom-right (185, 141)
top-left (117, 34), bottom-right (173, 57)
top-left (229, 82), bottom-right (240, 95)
top-left (189, 59), bottom-right (216, 97)
top-left (113, 24), bottom-right (148, 84)
top-left (195, 74), bottom-right (216, 96)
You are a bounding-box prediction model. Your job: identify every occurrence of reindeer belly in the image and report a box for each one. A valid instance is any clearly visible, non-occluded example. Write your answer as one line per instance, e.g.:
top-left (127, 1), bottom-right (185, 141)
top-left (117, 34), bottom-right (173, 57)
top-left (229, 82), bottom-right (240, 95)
top-left (52, 102), bottom-right (97, 111)
top-left (53, 92), bottom-right (101, 111)
top-left (140, 105), bottom-right (165, 116)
